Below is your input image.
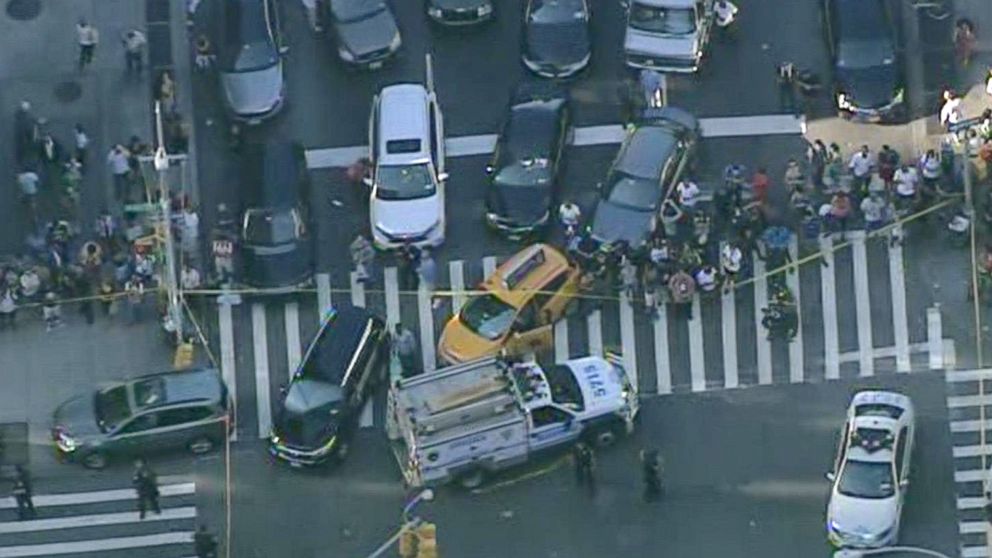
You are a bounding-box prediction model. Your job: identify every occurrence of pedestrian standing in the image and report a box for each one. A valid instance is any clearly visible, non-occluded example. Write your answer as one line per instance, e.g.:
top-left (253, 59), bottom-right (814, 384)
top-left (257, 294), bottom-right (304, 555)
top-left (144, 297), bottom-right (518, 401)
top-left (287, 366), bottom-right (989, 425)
top-left (121, 29), bottom-right (147, 75)
top-left (940, 90), bottom-right (963, 130)
top-left (807, 139), bottom-right (827, 189)
top-left (876, 144), bottom-right (899, 190)
top-left (181, 264), bottom-right (202, 291)
top-left (77, 276), bottom-right (95, 325)
top-left (132, 459), bottom-right (161, 519)
top-left (76, 19), bottom-right (100, 72)
top-left (394, 322), bottom-right (420, 378)
top-left (11, 466), bottom-right (35, 520)
top-left (301, 0), bottom-right (323, 32)
top-left (620, 257), bottom-right (638, 301)
top-left (848, 145), bottom-right (873, 196)
top-left (417, 248), bottom-right (438, 303)
top-left (186, 0), bottom-right (203, 25)
top-left (0, 285), bottom-right (18, 329)
top-left (125, 277), bottom-right (144, 324)
top-left (73, 124), bottom-right (89, 172)
top-left (194, 35), bottom-right (215, 71)
top-left (194, 524), bottom-right (219, 558)
top-left (99, 280), bottom-right (117, 317)
top-left (398, 243), bottom-right (420, 290)
top-left (42, 291), bottom-right (63, 331)
top-left (180, 205), bottom-right (201, 262)
top-left (572, 442), bottom-right (596, 496)
top-left (640, 449), bottom-right (663, 502)
top-left (955, 18), bottom-right (977, 67)
top-left (775, 61), bottom-right (797, 113)
top-left (107, 145), bottom-right (131, 202)
top-left (350, 234), bottom-right (374, 282)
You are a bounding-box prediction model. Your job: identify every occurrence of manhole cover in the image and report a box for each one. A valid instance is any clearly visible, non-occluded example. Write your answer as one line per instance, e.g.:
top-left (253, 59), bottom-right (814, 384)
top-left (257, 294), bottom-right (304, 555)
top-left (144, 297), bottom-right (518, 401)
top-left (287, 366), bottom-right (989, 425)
top-left (53, 81), bottom-right (82, 103)
top-left (5, 0), bottom-right (41, 20)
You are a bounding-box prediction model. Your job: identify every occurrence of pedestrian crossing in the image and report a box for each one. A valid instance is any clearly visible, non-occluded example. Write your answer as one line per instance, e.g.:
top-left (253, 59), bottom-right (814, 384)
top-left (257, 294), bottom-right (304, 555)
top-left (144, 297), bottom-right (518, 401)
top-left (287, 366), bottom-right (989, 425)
top-left (0, 481), bottom-right (198, 557)
top-left (946, 368), bottom-right (992, 558)
top-left (214, 228), bottom-right (955, 439)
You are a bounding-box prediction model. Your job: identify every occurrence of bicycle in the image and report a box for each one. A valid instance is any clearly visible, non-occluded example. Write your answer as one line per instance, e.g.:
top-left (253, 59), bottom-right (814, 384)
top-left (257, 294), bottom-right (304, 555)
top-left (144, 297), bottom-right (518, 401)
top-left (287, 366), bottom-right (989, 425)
top-left (913, 0), bottom-right (951, 21)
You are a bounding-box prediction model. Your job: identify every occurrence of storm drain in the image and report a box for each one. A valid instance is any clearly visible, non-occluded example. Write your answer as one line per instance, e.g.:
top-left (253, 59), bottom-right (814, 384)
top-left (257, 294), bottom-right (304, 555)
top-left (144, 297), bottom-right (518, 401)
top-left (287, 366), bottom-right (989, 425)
top-left (5, 0), bottom-right (41, 21)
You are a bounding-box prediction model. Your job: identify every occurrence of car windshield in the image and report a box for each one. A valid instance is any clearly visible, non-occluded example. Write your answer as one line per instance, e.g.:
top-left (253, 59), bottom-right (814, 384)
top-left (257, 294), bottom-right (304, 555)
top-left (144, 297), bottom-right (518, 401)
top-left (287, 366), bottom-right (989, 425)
top-left (132, 377), bottom-right (166, 409)
top-left (244, 208), bottom-right (301, 245)
top-left (546, 364), bottom-right (585, 411)
top-left (94, 386), bottom-right (132, 433)
top-left (376, 164), bottom-right (436, 201)
top-left (221, 1), bottom-right (278, 72)
top-left (606, 174), bottom-right (659, 211)
top-left (837, 40), bottom-right (895, 70)
top-left (459, 294), bottom-right (517, 341)
top-left (332, 0), bottom-right (385, 23)
top-left (629, 3), bottom-right (696, 35)
top-left (529, 0), bottom-right (586, 25)
top-left (838, 459), bottom-right (896, 499)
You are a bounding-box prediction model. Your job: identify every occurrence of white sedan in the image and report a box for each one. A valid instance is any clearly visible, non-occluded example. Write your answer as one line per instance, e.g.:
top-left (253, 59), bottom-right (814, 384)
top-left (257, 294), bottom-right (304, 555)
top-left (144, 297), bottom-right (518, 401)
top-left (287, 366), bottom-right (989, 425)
top-left (826, 390), bottom-right (915, 549)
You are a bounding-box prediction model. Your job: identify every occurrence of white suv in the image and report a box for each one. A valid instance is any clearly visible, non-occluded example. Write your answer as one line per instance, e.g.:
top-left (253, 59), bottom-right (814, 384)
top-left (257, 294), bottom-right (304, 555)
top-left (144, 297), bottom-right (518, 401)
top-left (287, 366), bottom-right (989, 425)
top-left (367, 68), bottom-right (447, 249)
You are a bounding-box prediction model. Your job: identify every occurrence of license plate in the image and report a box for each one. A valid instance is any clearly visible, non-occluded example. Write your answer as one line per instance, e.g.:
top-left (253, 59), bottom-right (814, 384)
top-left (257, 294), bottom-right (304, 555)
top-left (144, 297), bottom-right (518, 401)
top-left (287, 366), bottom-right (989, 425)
top-left (289, 461), bottom-right (303, 468)
top-left (369, 61), bottom-right (383, 70)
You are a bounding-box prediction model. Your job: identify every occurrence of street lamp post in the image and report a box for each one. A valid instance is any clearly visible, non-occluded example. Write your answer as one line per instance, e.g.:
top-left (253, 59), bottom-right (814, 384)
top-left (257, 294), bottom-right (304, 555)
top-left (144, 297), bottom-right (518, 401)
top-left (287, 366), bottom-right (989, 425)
top-left (833, 545), bottom-right (952, 558)
top-left (365, 489), bottom-right (435, 558)
top-left (152, 101), bottom-right (183, 345)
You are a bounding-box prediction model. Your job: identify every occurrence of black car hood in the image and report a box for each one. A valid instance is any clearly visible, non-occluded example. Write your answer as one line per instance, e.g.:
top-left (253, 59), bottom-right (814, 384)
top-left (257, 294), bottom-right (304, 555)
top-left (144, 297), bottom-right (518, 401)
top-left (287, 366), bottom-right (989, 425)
top-left (273, 379), bottom-right (343, 449)
top-left (242, 241), bottom-right (312, 289)
top-left (488, 183), bottom-right (552, 226)
top-left (53, 395), bottom-right (102, 438)
top-left (430, 0), bottom-right (488, 9)
top-left (836, 65), bottom-right (900, 109)
top-left (336, 10), bottom-right (397, 58)
top-left (525, 22), bottom-right (590, 68)
top-left (591, 200), bottom-right (654, 246)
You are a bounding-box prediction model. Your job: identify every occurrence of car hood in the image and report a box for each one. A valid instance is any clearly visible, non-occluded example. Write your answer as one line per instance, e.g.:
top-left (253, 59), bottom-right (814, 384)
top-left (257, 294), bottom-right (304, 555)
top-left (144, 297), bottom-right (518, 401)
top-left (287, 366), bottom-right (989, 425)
top-left (336, 11), bottom-right (398, 57)
top-left (438, 316), bottom-right (502, 364)
top-left (828, 491), bottom-right (899, 538)
top-left (570, 357), bottom-right (626, 415)
top-left (242, 240), bottom-right (312, 289)
top-left (372, 195), bottom-right (442, 237)
top-left (221, 64), bottom-right (283, 116)
top-left (836, 65), bottom-right (900, 109)
top-left (488, 183), bottom-right (551, 225)
top-left (431, 0), bottom-right (489, 9)
top-left (526, 22), bottom-right (590, 68)
top-left (591, 200), bottom-right (654, 246)
top-left (53, 395), bottom-right (102, 439)
top-left (625, 28), bottom-right (697, 59)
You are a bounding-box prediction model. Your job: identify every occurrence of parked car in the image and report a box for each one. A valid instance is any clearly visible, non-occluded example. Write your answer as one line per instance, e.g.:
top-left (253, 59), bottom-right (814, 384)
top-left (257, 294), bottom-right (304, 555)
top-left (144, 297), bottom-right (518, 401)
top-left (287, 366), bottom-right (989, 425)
top-left (823, 0), bottom-right (905, 122)
top-left (623, 0), bottom-right (714, 73)
top-left (826, 391), bottom-right (915, 549)
top-left (522, 0), bottom-right (591, 78)
top-left (325, 0), bottom-right (401, 69)
top-left (426, 0), bottom-right (494, 26)
top-left (590, 106), bottom-right (698, 249)
top-left (52, 368), bottom-right (232, 469)
top-left (217, 0), bottom-right (287, 123)
top-left (269, 306), bottom-right (389, 466)
top-left (239, 142), bottom-right (313, 290)
top-left (367, 75), bottom-right (447, 249)
top-left (485, 83), bottom-right (571, 239)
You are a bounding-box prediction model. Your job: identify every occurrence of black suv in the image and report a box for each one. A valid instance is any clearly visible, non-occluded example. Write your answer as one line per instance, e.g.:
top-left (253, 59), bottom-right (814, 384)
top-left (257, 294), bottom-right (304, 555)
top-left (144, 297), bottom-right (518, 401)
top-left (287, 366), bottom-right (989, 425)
top-left (52, 368), bottom-right (232, 469)
top-left (824, 0), bottom-right (905, 122)
top-left (269, 306), bottom-right (389, 466)
top-left (485, 83), bottom-right (571, 240)
top-left (239, 142), bottom-right (314, 291)
top-left (426, 0), bottom-right (493, 26)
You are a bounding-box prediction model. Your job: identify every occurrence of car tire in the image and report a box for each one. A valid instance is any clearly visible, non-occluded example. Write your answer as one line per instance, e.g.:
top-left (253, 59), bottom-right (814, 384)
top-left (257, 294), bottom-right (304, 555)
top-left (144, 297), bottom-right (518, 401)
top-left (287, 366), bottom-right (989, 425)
top-left (82, 451), bottom-right (109, 470)
top-left (458, 468), bottom-right (485, 490)
top-left (589, 425), bottom-right (620, 449)
top-left (188, 436), bottom-right (216, 455)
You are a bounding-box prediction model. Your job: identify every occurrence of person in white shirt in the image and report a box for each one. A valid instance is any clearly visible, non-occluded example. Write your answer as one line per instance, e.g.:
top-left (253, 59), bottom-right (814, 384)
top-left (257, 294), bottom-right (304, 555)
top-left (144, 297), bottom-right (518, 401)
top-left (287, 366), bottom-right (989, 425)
top-left (676, 179), bottom-right (700, 209)
top-left (848, 145), bottom-right (873, 192)
top-left (558, 201), bottom-right (581, 234)
top-left (76, 20), bottom-right (99, 71)
top-left (121, 29), bottom-right (147, 75)
top-left (107, 145), bottom-right (131, 201)
top-left (180, 264), bottom-right (202, 290)
top-left (694, 265), bottom-right (718, 292)
top-left (940, 90), bottom-right (963, 128)
top-left (714, 0), bottom-right (739, 29)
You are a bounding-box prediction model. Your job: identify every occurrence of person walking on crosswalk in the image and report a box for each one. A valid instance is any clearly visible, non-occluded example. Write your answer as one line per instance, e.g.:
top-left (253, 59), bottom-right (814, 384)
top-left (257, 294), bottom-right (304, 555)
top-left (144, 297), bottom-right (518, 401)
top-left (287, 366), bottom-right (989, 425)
top-left (132, 459), bottom-right (161, 519)
top-left (394, 322), bottom-right (421, 378)
top-left (194, 524), bottom-right (219, 558)
top-left (11, 465), bottom-right (35, 520)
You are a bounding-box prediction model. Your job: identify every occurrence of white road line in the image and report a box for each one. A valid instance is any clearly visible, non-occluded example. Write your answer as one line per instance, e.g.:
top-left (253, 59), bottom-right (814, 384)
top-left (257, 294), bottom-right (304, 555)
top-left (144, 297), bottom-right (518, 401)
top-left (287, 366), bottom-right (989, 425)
top-left (0, 483), bottom-right (194, 509)
top-left (384, 267), bottom-right (401, 330)
top-left (587, 309), bottom-right (603, 357)
top-left (753, 255), bottom-right (772, 385)
top-left (418, 283), bottom-right (436, 373)
top-left (619, 291), bottom-right (638, 389)
top-left (0, 532), bottom-right (194, 558)
top-left (836, 341), bottom-right (936, 364)
top-left (959, 496), bottom-right (988, 510)
top-left (960, 521), bottom-right (988, 535)
top-left (316, 272), bottom-right (332, 320)
top-left (304, 115), bottom-right (805, 169)
top-left (851, 232), bottom-right (874, 377)
top-left (721, 288), bottom-right (738, 389)
top-left (350, 271), bottom-right (366, 308)
top-left (947, 393), bottom-right (992, 408)
top-left (482, 256), bottom-right (497, 278)
top-left (952, 419), bottom-right (992, 433)
top-left (928, 306), bottom-right (944, 370)
top-left (953, 445), bottom-right (992, 459)
top-left (252, 303), bottom-right (272, 439)
top-left (888, 230), bottom-right (911, 373)
top-left (654, 306), bottom-right (671, 395)
top-left (819, 236), bottom-right (840, 380)
top-left (955, 469), bottom-right (987, 483)
top-left (688, 296), bottom-right (706, 392)
top-left (284, 302), bottom-right (301, 378)
top-left (449, 260), bottom-right (467, 314)
top-left (962, 546), bottom-right (990, 558)
top-left (944, 338), bottom-right (957, 370)
top-left (0, 506), bottom-right (196, 534)
top-left (217, 302), bottom-right (238, 441)
top-left (554, 320), bottom-right (569, 364)
top-left (787, 238), bottom-right (804, 383)
top-left (359, 399), bottom-right (374, 428)
top-left (948, 368), bottom-right (992, 383)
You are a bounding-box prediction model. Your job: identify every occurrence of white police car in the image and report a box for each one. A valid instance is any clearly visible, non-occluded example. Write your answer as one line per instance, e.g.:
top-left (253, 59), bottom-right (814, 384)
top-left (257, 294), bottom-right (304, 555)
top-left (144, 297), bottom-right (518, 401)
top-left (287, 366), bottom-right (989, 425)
top-left (826, 390), bottom-right (915, 548)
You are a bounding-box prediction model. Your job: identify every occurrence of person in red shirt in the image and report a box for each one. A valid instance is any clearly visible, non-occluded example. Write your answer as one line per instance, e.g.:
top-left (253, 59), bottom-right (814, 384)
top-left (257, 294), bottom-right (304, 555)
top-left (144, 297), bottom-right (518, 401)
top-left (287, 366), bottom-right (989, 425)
top-left (752, 167), bottom-right (770, 203)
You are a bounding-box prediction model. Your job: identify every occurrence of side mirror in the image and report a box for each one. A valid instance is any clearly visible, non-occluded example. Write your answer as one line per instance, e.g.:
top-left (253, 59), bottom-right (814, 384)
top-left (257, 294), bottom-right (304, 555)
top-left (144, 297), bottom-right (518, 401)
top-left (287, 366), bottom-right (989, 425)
top-left (438, 172), bottom-right (450, 182)
top-left (899, 479), bottom-right (909, 489)
top-left (825, 471), bottom-right (835, 482)
top-left (362, 176), bottom-right (373, 187)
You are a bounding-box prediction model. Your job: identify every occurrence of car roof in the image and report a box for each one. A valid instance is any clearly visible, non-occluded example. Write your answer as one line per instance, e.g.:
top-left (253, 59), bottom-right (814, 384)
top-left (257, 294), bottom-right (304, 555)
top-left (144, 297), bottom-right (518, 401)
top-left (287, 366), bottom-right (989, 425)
top-left (378, 84), bottom-right (431, 165)
top-left (242, 142), bottom-right (305, 209)
top-left (222, 0), bottom-right (270, 46)
top-left (614, 125), bottom-right (677, 180)
top-left (834, 0), bottom-right (888, 40)
top-left (502, 97), bottom-right (564, 163)
top-left (300, 306), bottom-right (381, 384)
top-left (128, 368), bottom-right (224, 407)
top-left (484, 244), bottom-right (572, 307)
top-left (633, 0), bottom-right (696, 8)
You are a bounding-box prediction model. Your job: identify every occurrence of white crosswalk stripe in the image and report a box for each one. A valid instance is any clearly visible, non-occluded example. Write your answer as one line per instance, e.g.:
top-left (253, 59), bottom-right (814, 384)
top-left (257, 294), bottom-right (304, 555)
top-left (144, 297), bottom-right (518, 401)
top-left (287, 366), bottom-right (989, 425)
top-left (216, 240), bottom-right (951, 437)
top-left (0, 482), bottom-right (197, 557)
top-left (946, 366), bottom-right (992, 558)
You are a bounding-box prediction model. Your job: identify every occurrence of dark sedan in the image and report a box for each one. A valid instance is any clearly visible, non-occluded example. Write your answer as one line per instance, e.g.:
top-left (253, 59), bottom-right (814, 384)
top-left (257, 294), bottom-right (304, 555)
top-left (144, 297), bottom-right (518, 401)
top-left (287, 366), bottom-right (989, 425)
top-left (485, 84), bottom-right (571, 239)
top-left (590, 107), bottom-right (698, 249)
top-left (326, 0), bottom-right (401, 69)
top-left (426, 0), bottom-right (493, 26)
top-left (522, 0), bottom-right (591, 78)
top-left (824, 0), bottom-right (905, 122)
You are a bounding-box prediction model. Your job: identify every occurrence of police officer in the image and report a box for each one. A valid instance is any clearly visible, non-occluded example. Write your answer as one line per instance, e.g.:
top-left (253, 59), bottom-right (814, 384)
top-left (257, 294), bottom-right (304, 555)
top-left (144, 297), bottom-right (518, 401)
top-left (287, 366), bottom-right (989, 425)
top-left (640, 449), bottom-right (663, 502)
top-left (132, 459), bottom-right (161, 519)
top-left (12, 465), bottom-right (35, 520)
top-left (194, 524), bottom-right (219, 558)
top-left (573, 442), bottom-right (596, 496)
top-left (776, 61), bottom-right (797, 113)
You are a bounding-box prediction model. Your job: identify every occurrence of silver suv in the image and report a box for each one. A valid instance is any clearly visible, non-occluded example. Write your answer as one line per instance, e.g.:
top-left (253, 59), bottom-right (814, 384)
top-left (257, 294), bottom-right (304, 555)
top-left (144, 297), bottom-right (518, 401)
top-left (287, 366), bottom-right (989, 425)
top-left (624, 0), bottom-right (714, 73)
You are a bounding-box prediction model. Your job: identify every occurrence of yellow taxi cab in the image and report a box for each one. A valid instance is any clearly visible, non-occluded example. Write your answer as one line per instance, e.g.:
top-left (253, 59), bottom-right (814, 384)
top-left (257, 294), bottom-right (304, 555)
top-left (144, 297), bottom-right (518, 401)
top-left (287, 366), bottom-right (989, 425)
top-left (437, 243), bottom-right (581, 364)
